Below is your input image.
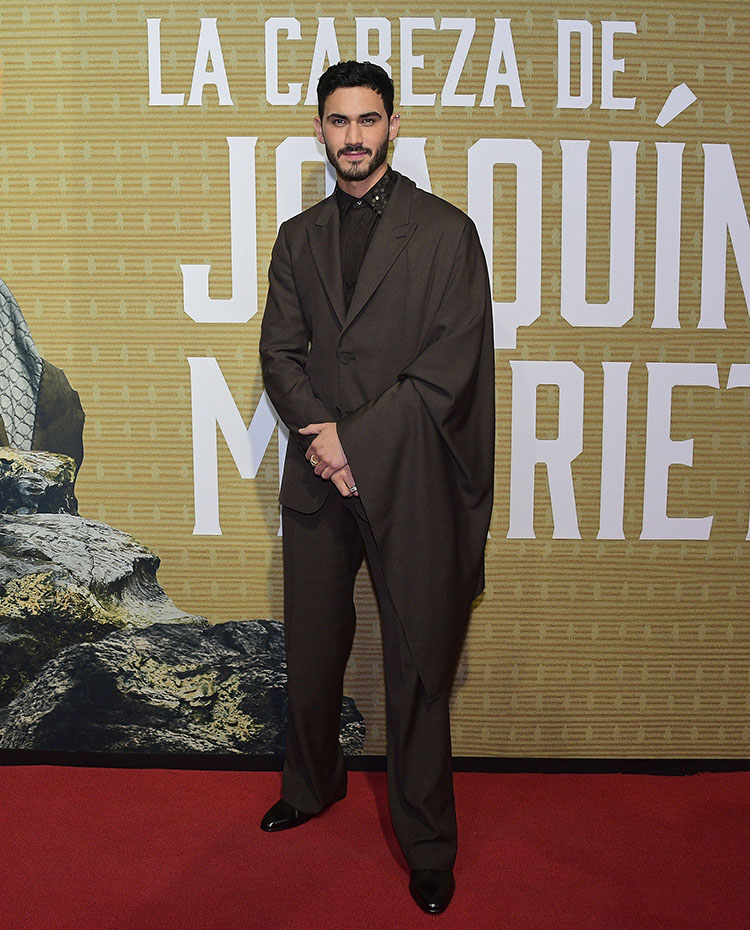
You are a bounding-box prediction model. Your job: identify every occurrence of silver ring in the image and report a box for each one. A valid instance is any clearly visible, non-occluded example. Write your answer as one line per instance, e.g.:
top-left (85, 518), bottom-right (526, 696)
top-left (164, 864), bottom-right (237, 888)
top-left (310, 454), bottom-right (319, 467)
top-left (348, 485), bottom-right (357, 493)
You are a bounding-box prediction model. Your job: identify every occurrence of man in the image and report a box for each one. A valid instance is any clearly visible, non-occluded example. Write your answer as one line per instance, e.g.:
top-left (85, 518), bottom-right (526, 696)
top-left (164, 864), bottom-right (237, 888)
top-left (259, 60), bottom-right (494, 914)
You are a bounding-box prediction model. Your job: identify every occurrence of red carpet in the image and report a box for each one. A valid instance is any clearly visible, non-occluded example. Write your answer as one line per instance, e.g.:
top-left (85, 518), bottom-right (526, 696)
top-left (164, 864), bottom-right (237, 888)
top-left (1, 766), bottom-right (748, 929)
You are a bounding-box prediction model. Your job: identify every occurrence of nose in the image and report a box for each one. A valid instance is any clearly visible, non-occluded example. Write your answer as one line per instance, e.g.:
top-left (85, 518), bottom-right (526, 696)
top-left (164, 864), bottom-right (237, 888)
top-left (345, 120), bottom-right (363, 148)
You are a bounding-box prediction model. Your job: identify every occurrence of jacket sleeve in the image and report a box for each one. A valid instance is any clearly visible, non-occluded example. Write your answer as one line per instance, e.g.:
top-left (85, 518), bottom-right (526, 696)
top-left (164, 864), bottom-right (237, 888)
top-left (259, 222), bottom-right (333, 453)
top-left (337, 219), bottom-right (495, 507)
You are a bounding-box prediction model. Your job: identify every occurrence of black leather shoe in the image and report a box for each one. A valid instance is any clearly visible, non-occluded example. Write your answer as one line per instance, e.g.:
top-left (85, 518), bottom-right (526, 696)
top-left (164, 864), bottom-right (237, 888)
top-left (260, 799), bottom-right (312, 832)
top-left (409, 868), bottom-right (455, 914)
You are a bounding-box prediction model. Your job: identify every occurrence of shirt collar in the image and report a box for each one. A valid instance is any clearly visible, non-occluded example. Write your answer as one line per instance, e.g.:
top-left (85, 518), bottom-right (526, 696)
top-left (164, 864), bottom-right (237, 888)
top-left (335, 166), bottom-right (396, 216)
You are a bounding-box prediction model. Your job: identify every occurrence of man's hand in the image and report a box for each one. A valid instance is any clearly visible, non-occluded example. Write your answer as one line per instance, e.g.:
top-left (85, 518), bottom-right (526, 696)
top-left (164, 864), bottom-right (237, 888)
top-left (331, 464), bottom-right (359, 498)
top-left (301, 422), bottom-right (348, 478)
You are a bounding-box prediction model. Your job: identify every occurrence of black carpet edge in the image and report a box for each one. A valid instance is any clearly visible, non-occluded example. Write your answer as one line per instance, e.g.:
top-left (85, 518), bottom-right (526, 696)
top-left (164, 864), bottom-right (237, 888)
top-left (0, 750), bottom-right (748, 774)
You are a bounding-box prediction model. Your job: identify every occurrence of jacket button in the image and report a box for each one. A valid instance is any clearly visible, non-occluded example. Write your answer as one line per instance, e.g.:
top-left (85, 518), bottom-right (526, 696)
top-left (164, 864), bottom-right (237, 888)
top-left (339, 352), bottom-right (351, 365)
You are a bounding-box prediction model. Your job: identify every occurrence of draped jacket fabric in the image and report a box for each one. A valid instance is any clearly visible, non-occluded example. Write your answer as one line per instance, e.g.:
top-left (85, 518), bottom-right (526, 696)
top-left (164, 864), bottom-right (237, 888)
top-left (260, 171), bottom-right (495, 701)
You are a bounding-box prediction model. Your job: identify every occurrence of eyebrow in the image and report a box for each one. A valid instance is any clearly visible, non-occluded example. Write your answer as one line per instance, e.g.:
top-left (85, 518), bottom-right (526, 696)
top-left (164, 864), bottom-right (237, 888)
top-left (326, 111), bottom-right (383, 121)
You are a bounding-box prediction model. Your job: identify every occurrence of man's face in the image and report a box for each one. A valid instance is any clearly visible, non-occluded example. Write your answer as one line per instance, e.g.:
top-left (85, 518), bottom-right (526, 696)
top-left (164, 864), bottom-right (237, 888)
top-left (314, 86), bottom-right (399, 187)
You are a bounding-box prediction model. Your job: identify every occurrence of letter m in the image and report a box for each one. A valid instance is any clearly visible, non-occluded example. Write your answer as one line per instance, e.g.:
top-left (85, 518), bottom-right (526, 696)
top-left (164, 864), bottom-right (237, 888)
top-left (188, 357), bottom-right (287, 534)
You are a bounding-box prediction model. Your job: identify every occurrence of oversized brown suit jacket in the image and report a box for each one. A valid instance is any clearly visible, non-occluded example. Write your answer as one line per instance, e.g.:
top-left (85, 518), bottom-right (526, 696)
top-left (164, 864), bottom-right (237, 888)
top-left (260, 171), bottom-right (495, 701)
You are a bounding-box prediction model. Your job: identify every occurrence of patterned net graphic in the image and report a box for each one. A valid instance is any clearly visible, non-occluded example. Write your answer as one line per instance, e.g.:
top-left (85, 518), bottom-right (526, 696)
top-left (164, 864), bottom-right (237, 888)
top-left (0, 277), bottom-right (43, 449)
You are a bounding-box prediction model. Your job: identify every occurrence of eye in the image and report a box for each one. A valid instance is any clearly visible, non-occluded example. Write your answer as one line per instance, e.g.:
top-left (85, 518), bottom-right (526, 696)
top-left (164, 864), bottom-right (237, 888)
top-left (361, 117), bottom-right (375, 125)
top-left (332, 118), bottom-right (346, 126)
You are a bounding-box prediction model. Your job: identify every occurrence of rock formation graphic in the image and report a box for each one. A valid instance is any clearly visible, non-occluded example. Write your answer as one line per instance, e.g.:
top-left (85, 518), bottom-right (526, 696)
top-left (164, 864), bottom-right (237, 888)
top-left (0, 275), bottom-right (364, 755)
top-left (0, 450), bottom-right (365, 754)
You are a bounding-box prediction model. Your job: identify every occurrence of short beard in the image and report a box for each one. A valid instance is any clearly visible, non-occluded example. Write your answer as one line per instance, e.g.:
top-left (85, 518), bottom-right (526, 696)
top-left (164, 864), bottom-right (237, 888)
top-left (326, 134), bottom-right (390, 183)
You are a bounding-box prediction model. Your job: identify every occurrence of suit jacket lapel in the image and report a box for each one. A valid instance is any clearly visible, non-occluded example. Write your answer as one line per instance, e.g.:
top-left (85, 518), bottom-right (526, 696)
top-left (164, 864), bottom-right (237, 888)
top-left (343, 175), bottom-right (418, 333)
top-left (307, 195), bottom-right (346, 326)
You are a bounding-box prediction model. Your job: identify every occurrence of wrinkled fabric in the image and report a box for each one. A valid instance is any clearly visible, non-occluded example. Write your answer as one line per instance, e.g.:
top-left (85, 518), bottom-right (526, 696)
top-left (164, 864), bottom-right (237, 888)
top-left (336, 210), bottom-right (495, 700)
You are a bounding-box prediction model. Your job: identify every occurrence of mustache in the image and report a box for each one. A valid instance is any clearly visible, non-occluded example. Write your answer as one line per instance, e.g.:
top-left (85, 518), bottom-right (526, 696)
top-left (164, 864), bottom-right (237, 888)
top-left (338, 145), bottom-right (372, 156)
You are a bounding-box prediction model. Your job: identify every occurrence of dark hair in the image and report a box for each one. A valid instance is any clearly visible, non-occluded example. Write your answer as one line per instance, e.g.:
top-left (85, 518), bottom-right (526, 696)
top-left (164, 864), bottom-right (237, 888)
top-left (317, 60), bottom-right (395, 119)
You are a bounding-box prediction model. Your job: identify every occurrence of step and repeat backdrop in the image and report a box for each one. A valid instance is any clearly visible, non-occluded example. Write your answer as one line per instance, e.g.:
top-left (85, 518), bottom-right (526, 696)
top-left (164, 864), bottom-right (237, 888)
top-left (1, 1), bottom-right (748, 756)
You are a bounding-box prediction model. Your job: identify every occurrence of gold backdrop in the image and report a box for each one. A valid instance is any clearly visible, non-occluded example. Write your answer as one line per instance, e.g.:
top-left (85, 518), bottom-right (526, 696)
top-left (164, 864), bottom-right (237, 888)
top-left (1, 1), bottom-right (748, 756)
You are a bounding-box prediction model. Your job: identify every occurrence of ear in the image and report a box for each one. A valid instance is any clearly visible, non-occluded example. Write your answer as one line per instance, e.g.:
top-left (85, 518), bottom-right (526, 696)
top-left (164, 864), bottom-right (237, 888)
top-left (314, 115), bottom-right (324, 144)
top-left (388, 113), bottom-right (400, 141)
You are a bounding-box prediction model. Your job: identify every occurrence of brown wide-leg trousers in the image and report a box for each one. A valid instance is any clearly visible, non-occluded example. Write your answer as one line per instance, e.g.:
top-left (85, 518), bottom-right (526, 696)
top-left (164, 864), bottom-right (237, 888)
top-left (280, 491), bottom-right (457, 870)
